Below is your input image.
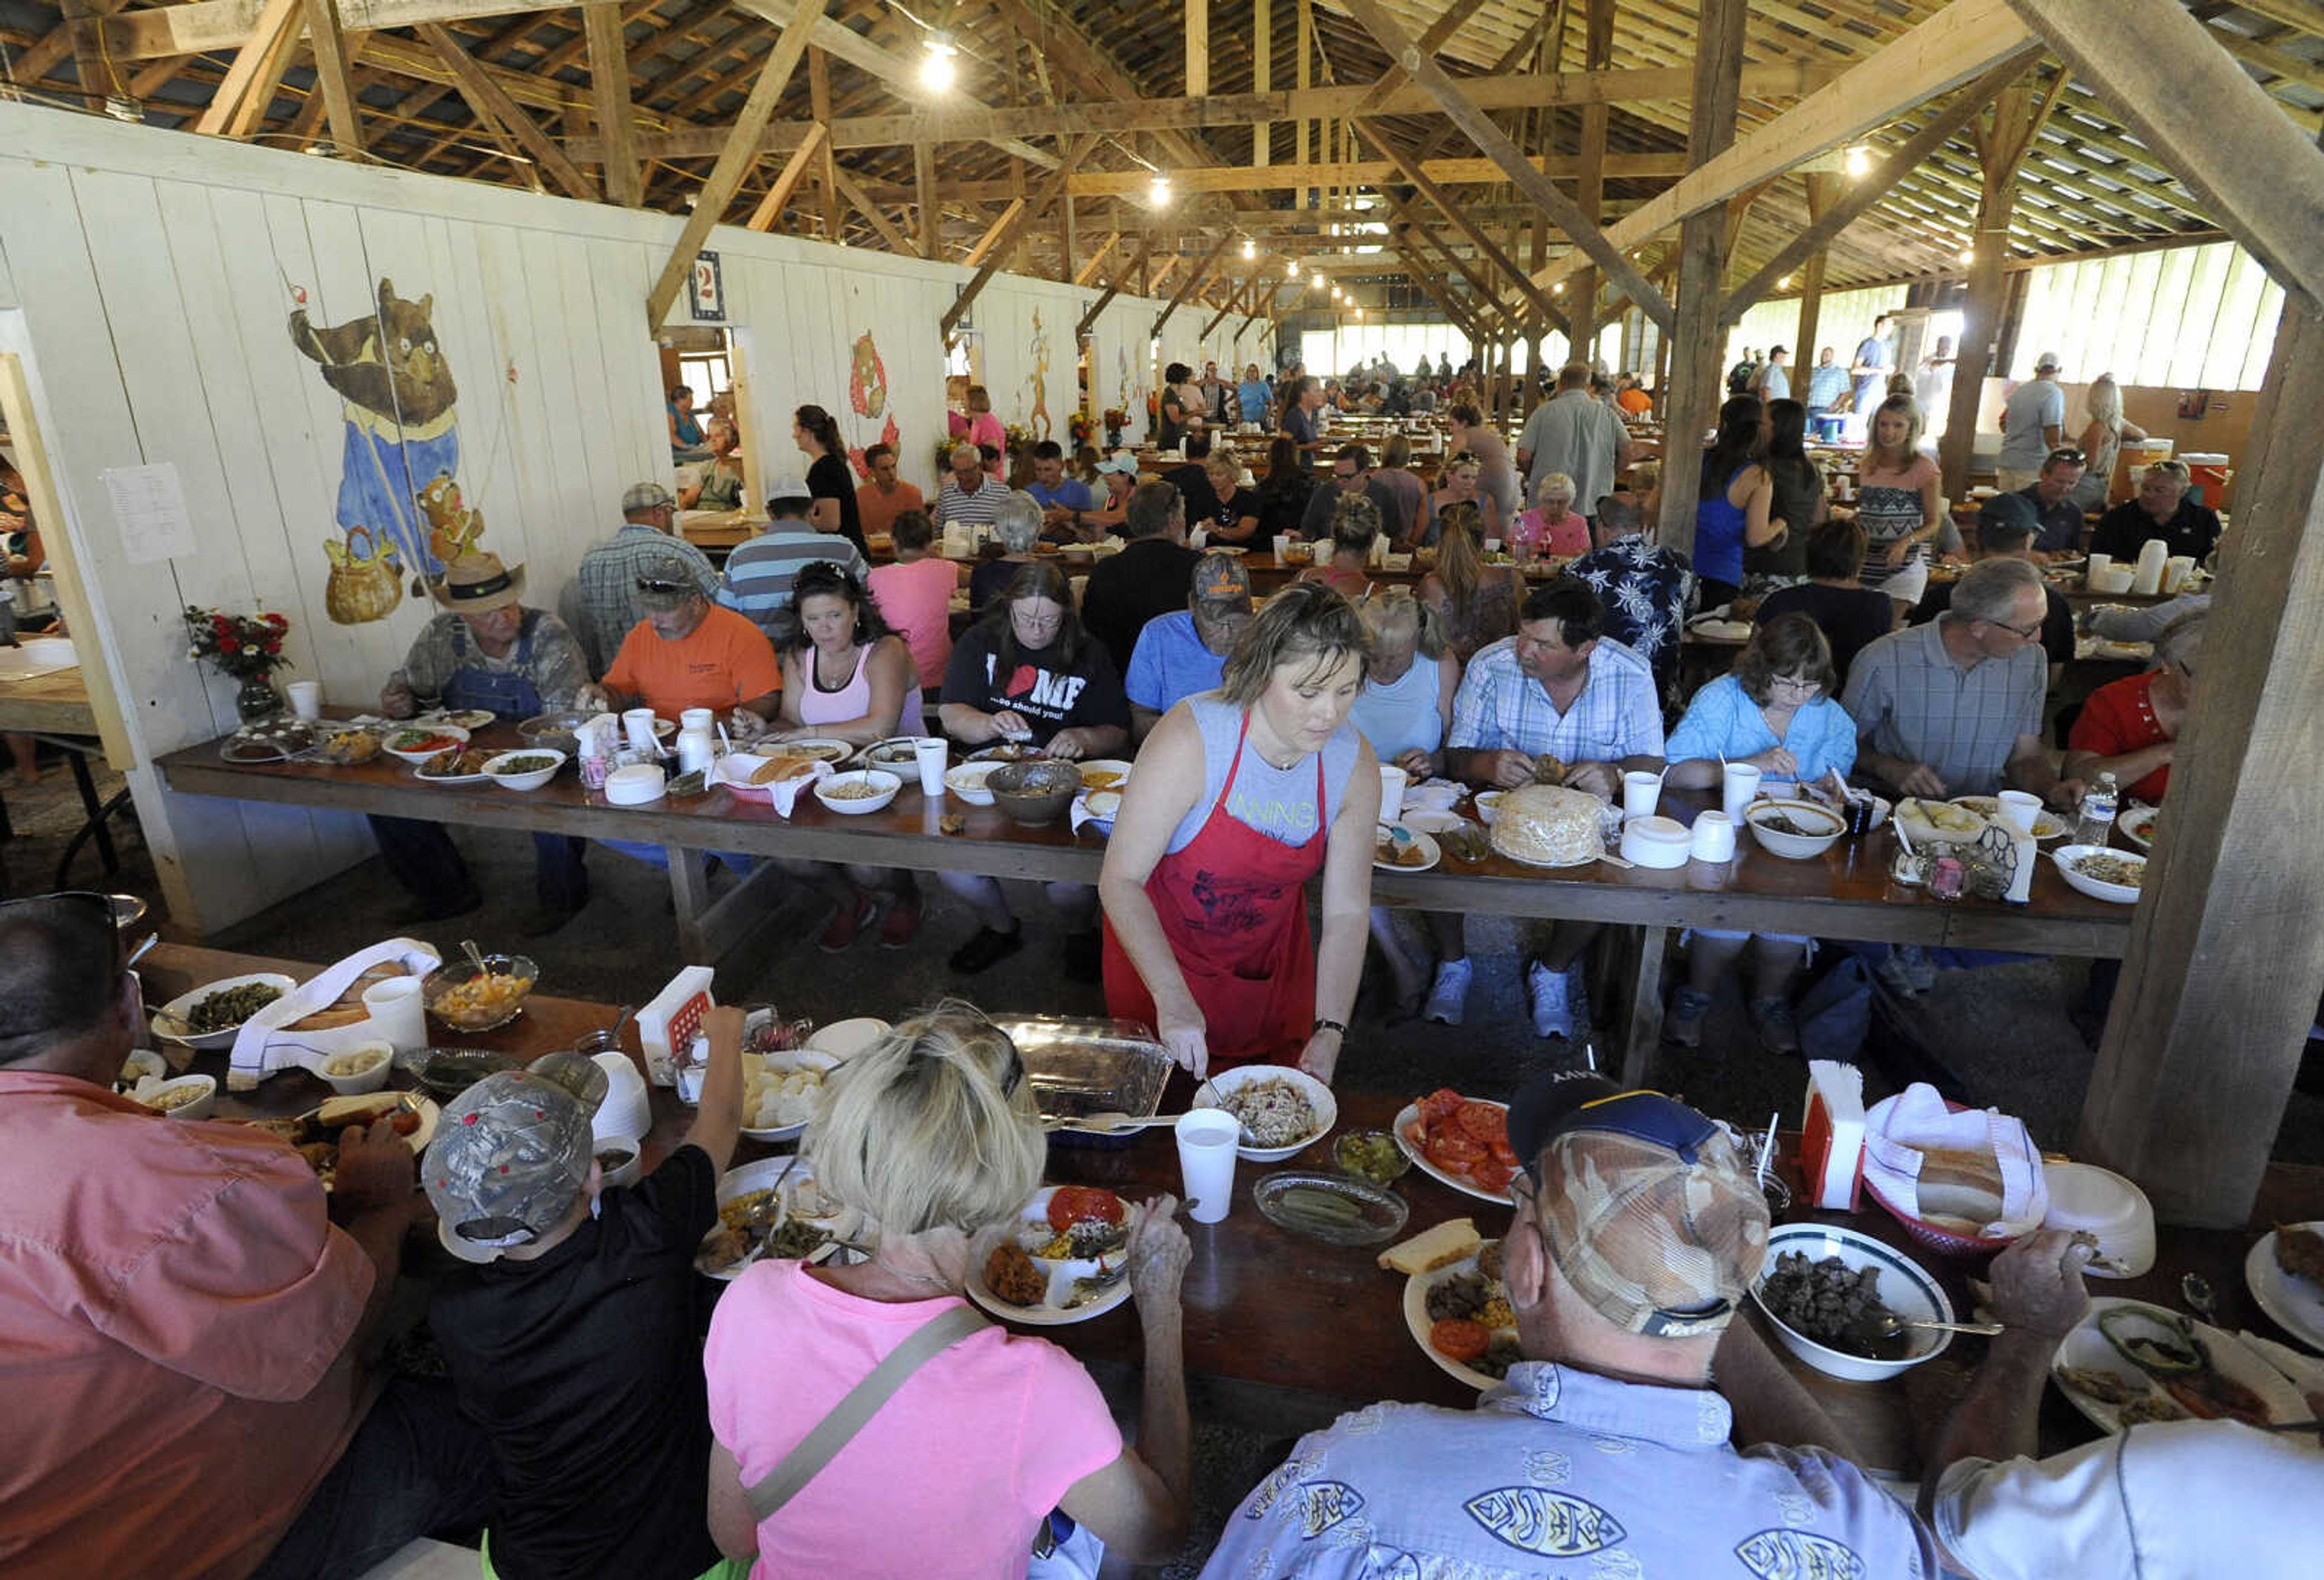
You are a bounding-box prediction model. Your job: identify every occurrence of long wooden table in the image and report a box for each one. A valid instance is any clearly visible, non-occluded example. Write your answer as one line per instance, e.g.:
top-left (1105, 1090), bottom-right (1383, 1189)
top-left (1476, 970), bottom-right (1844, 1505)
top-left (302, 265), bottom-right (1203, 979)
top-left (143, 942), bottom-right (2324, 1469)
top-left (158, 726), bottom-right (2133, 1079)
top-left (0, 657), bottom-right (133, 885)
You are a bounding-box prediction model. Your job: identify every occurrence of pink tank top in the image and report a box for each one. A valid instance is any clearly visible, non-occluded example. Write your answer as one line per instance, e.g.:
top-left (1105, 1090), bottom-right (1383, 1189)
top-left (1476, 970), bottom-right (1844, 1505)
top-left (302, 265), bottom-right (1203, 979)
top-left (799, 641), bottom-right (924, 733)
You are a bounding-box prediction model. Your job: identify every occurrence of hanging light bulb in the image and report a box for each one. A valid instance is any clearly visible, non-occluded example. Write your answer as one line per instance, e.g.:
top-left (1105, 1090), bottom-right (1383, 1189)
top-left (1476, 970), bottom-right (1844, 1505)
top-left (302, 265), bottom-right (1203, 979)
top-left (1958, 244), bottom-right (1977, 264)
top-left (1551, 282), bottom-right (1564, 295)
top-left (919, 31), bottom-right (958, 92)
top-left (1148, 172), bottom-right (1173, 207)
top-left (1241, 237), bottom-right (1256, 261)
top-left (1843, 143), bottom-right (1873, 179)
top-left (1778, 275), bottom-right (1794, 290)
top-left (1311, 271), bottom-right (1325, 290)
top-left (1285, 258), bottom-right (1300, 278)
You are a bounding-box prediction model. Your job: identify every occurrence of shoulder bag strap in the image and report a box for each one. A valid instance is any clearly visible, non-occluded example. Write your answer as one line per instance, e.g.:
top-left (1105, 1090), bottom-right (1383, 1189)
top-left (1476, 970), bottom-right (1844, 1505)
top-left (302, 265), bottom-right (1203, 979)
top-left (742, 1303), bottom-right (991, 1524)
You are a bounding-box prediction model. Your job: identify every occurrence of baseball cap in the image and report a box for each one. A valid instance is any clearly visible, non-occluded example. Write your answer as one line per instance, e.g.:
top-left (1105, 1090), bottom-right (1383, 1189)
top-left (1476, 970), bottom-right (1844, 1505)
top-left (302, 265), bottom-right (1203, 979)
top-left (623, 480), bottom-right (676, 513)
top-left (2035, 351), bottom-right (2062, 372)
top-left (1190, 551), bottom-right (1252, 607)
top-left (632, 550), bottom-right (703, 611)
top-left (1506, 1072), bottom-right (1770, 1339)
top-left (763, 471), bottom-right (813, 503)
top-left (1977, 490), bottom-right (2041, 538)
top-left (1095, 450), bottom-right (1141, 477)
top-left (422, 1066), bottom-right (603, 1263)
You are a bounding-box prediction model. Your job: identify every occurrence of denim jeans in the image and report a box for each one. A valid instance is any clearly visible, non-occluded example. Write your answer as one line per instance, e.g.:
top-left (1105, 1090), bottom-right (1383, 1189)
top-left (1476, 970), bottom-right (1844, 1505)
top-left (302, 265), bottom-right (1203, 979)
top-left (249, 1378), bottom-right (494, 1580)
top-left (369, 815), bottom-right (589, 911)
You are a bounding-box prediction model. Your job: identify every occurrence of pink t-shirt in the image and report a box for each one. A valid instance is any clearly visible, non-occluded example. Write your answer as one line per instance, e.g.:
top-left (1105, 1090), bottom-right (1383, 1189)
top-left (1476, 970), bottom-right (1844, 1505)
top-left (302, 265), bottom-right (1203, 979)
top-left (867, 557), bottom-right (959, 689)
top-left (1513, 507), bottom-right (1591, 557)
top-left (705, 1260), bottom-right (1120, 1579)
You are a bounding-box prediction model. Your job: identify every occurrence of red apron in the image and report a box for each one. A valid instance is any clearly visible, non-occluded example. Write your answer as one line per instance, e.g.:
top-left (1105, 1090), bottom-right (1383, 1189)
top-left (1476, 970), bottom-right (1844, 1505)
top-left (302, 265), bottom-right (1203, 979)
top-left (1102, 713), bottom-right (1328, 1069)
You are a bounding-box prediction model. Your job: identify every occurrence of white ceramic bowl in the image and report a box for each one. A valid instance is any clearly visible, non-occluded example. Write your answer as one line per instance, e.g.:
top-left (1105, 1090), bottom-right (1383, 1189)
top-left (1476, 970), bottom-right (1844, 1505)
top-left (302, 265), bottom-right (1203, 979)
top-left (154, 971), bottom-right (299, 1049)
top-left (480, 748), bottom-right (566, 792)
top-left (806, 1015), bottom-right (891, 1060)
top-left (945, 761), bottom-right (1000, 807)
top-left (141, 1074), bottom-right (217, 1120)
top-left (381, 723), bottom-right (471, 764)
top-left (317, 1041), bottom-right (395, 1095)
top-left (1474, 790), bottom-right (1503, 826)
top-left (1190, 1064), bottom-right (1338, 1162)
top-left (1751, 1223), bottom-right (1955, 1383)
top-left (815, 768), bottom-right (902, 815)
top-left (2052, 845), bottom-right (2145, 905)
top-left (1075, 759), bottom-right (1134, 795)
top-left (1745, 799), bottom-right (1846, 860)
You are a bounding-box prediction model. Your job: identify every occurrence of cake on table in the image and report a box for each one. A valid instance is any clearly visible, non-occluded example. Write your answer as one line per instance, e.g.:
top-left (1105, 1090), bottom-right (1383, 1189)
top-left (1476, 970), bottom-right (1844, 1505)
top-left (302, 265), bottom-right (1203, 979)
top-left (1490, 784), bottom-right (1605, 867)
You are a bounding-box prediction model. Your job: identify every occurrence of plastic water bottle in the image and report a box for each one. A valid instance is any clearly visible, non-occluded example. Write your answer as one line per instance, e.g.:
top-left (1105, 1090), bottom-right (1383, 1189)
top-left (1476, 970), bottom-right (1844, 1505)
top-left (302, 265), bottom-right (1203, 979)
top-left (2075, 771), bottom-right (2119, 848)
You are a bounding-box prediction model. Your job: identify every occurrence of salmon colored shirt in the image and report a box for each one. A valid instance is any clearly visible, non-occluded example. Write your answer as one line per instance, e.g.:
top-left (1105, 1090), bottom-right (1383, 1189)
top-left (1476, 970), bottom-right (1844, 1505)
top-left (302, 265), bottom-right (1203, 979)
top-left (0, 1070), bottom-right (375, 1580)
top-left (867, 556), bottom-right (958, 689)
top-left (602, 603), bottom-right (784, 718)
top-left (855, 479), bottom-right (927, 540)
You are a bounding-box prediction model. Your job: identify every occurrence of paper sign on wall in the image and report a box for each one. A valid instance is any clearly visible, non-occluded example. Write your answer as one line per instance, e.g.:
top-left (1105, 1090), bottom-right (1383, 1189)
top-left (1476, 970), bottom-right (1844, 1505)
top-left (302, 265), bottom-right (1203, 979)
top-left (102, 462), bottom-right (196, 565)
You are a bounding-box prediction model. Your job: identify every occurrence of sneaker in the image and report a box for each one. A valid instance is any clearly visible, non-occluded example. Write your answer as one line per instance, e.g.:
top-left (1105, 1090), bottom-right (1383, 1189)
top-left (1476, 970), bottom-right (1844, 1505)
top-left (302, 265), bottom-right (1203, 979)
top-left (1063, 929), bottom-right (1103, 983)
top-left (1664, 986), bottom-right (1713, 1047)
top-left (1527, 959), bottom-right (1575, 1040)
top-left (1899, 944), bottom-right (1937, 994)
top-left (818, 890), bottom-right (876, 952)
top-left (1748, 995), bottom-right (1801, 1056)
top-left (878, 889), bottom-right (922, 948)
top-left (949, 924), bottom-right (1023, 974)
top-left (1423, 958), bottom-right (1472, 1025)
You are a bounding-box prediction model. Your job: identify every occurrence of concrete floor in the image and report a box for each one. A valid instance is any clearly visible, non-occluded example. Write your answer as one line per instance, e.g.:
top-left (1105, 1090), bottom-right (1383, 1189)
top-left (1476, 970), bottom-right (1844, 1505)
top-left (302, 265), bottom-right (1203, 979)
top-left (11, 781), bottom-right (2324, 1573)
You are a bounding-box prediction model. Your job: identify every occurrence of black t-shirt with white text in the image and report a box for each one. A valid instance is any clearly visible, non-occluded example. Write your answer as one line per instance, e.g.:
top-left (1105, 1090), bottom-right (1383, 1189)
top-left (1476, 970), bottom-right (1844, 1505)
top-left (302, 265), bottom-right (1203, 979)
top-left (942, 621), bottom-right (1131, 746)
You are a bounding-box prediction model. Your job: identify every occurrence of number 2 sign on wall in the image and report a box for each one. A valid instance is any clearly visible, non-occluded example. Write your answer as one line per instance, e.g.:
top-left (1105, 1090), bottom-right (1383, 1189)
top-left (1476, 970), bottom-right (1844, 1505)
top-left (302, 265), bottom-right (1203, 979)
top-left (689, 251), bottom-right (726, 322)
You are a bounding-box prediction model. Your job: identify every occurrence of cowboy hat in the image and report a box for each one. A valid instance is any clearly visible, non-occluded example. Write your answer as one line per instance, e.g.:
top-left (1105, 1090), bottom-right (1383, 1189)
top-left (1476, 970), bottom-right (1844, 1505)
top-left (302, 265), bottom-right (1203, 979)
top-left (430, 551), bottom-right (527, 615)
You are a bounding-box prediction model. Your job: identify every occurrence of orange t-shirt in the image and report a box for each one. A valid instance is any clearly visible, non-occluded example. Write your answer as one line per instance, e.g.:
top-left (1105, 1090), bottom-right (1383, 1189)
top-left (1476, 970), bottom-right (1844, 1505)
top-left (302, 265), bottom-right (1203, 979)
top-left (1617, 388), bottom-right (1653, 416)
top-left (855, 480), bottom-right (926, 539)
top-left (603, 604), bottom-right (783, 716)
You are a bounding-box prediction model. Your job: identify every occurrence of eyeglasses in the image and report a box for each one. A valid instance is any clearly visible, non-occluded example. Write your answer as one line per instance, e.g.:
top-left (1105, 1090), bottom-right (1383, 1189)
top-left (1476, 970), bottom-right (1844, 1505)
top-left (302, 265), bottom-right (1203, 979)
top-left (1992, 618), bottom-right (2044, 641)
top-left (1768, 674), bottom-right (1823, 697)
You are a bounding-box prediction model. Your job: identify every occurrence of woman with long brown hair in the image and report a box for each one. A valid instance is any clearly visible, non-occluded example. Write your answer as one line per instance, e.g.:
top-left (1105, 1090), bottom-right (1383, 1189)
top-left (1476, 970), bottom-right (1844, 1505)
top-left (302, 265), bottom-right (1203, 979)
top-left (1854, 394), bottom-right (1942, 610)
top-left (795, 403), bottom-right (867, 559)
top-left (1417, 504), bottom-right (1522, 664)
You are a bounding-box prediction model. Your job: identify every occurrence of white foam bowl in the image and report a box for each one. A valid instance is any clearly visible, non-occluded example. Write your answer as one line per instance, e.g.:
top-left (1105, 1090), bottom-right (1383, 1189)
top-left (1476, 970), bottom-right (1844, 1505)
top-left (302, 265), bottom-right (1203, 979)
top-left (1751, 1223), bottom-right (1955, 1383)
top-left (1620, 815), bottom-right (1692, 869)
top-left (2041, 1161), bottom-right (2157, 1279)
top-left (806, 1016), bottom-right (891, 1060)
top-left (1190, 1064), bottom-right (1338, 1163)
top-left (2052, 845), bottom-right (2145, 905)
top-left (605, 763), bottom-right (667, 806)
top-left (945, 762), bottom-right (999, 807)
top-left (1745, 799), bottom-right (1846, 860)
top-left (381, 724), bottom-right (471, 764)
top-left (481, 748), bottom-right (566, 792)
top-left (1474, 790), bottom-right (1503, 826)
top-left (140, 1074), bottom-right (217, 1120)
top-left (815, 769), bottom-right (902, 815)
top-left (317, 1041), bottom-right (395, 1095)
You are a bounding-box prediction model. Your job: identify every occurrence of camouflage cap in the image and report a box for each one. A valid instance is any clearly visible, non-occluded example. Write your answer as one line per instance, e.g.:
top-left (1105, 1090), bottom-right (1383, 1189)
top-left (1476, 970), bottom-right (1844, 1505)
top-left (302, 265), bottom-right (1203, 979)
top-left (422, 1069), bottom-right (599, 1264)
top-left (1190, 551), bottom-right (1253, 608)
top-left (1509, 1072), bottom-right (1770, 1338)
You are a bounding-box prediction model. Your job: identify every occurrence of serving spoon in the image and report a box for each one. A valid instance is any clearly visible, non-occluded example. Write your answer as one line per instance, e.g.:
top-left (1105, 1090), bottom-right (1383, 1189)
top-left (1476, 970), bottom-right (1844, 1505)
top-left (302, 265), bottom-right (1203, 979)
top-left (1045, 1110), bottom-right (1184, 1135)
top-left (1845, 1311), bottom-right (2007, 1345)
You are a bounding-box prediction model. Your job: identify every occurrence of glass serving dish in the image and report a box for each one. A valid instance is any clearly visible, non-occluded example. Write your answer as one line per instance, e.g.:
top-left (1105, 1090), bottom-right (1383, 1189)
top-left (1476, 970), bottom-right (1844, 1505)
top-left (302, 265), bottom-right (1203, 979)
top-left (994, 1015), bottom-right (1173, 1150)
top-left (1254, 1170), bottom-right (1411, 1246)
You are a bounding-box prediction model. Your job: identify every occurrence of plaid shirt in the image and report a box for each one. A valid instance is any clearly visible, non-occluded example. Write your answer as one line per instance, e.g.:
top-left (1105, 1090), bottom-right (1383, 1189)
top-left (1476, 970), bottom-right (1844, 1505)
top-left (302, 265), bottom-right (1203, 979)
top-left (1449, 634), bottom-right (1665, 762)
top-left (571, 524), bottom-right (720, 674)
top-left (1841, 620), bottom-right (2045, 796)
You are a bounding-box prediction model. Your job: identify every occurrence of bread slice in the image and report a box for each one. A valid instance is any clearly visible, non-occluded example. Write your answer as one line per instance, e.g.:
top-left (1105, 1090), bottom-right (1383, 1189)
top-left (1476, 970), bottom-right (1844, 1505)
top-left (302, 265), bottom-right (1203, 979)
top-left (1377, 1217), bottom-right (1481, 1275)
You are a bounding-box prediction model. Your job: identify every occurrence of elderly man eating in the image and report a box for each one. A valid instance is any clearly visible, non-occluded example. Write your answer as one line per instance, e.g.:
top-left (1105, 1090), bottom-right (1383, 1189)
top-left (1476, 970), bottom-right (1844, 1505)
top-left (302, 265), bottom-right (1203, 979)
top-left (1843, 556), bottom-right (2081, 807)
top-left (0, 894), bottom-right (490, 1580)
top-left (371, 551), bottom-right (592, 936)
top-left (2092, 457), bottom-right (2223, 566)
top-left (1124, 552), bottom-right (1255, 740)
top-left (1201, 1073), bottom-right (1938, 1578)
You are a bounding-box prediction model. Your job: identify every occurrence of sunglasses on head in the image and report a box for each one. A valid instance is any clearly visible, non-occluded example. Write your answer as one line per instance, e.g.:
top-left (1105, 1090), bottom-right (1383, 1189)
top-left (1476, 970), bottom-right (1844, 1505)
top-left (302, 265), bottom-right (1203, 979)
top-left (635, 577), bottom-right (688, 595)
top-left (2045, 448), bottom-right (2087, 467)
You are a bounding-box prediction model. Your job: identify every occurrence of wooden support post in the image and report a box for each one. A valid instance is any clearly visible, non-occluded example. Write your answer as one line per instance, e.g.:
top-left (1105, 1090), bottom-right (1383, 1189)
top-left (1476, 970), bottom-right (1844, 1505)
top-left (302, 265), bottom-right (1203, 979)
top-left (1793, 172), bottom-right (1839, 376)
top-left (808, 45), bottom-right (840, 241)
top-left (1185, 0), bottom-right (1207, 99)
top-left (645, 0), bottom-right (824, 329)
top-left (299, 0), bottom-right (365, 155)
top-left (1941, 91), bottom-right (2026, 499)
top-left (1336, 0), bottom-right (1673, 333)
top-left (1295, 0), bottom-right (1311, 174)
top-left (745, 121), bottom-right (826, 232)
top-left (1152, 231), bottom-right (1237, 338)
top-left (1252, 0), bottom-right (1270, 168)
top-left (193, 0), bottom-right (300, 136)
top-left (914, 141), bottom-right (939, 260)
top-left (421, 22), bottom-right (600, 198)
top-left (584, 1), bottom-right (639, 206)
top-left (1654, 0), bottom-right (1746, 558)
top-left (1061, 189), bottom-right (1078, 284)
top-left (1566, 0), bottom-right (1613, 359)
top-left (2075, 267), bottom-right (2324, 1225)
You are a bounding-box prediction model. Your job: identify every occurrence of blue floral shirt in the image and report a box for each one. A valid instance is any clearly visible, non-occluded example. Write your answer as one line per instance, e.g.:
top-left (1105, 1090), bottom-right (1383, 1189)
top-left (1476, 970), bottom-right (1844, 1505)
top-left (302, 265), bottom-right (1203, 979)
top-left (1564, 536), bottom-right (1699, 680)
top-left (1200, 1362), bottom-right (1937, 1579)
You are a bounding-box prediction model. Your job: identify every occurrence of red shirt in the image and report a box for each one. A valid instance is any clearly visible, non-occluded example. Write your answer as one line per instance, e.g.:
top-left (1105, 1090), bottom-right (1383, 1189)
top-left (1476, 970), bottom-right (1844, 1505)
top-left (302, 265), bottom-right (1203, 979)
top-left (2067, 669), bottom-right (2172, 802)
top-left (0, 1071), bottom-right (375, 1579)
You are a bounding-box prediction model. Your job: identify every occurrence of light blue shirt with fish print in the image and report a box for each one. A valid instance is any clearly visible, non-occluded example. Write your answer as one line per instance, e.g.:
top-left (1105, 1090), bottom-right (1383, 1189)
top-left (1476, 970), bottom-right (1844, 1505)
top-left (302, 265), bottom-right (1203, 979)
top-left (1199, 1361), bottom-right (1937, 1579)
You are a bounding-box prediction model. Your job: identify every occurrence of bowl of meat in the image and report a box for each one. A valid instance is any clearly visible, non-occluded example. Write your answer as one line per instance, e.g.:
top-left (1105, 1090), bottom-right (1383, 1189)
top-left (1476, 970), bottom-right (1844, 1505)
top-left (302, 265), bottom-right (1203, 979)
top-left (1751, 1223), bottom-right (1956, 1382)
top-left (1744, 799), bottom-right (1846, 860)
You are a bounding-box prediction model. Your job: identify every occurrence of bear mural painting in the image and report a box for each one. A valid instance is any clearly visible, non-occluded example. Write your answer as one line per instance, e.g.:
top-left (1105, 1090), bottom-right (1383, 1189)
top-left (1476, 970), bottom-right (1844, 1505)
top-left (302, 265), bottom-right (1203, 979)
top-left (291, 278), bottom-right (474, 623)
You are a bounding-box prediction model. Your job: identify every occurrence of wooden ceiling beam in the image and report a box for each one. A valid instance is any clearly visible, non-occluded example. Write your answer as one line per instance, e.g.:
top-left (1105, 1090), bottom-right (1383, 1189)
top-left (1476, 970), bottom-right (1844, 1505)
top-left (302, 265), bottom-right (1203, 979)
top-left (419, 21), bottom-right (599, 198)
top-left (828, 162), bottom-right (916, 253)
top-left (1336, 0), bottom-right (1674, 332)
top-left (295, 0), bottom-right (366, 152)
top-left (744, 119), bottom-right (825, 230)
top-left (1078, 230), bottom-right (1160, 336)
top-left (584, 1), bottom-right (642, 206)
top-left (646, 0), bottom-right (822, 327)
top-left (1365, 130), bottom-right (1565, 333)
top-left (1066, 152), bottom-right (1686, 196)
top-left (945, 136), bottom-right (1099, 339)
top-left (191, 0), bottom-right (301, 136)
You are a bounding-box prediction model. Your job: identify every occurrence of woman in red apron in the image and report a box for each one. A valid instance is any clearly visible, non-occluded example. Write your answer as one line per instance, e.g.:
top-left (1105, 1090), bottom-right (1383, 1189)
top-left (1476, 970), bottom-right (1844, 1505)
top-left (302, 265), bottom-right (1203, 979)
top-left (1100, 584), bottom-right (1380, 1083)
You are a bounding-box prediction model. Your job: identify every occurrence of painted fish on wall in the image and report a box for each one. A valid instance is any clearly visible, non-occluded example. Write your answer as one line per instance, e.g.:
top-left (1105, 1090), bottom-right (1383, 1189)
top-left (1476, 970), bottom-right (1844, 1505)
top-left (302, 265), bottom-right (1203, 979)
top-left (291, 278), bottom-right (478, 621)
top-left (846, 329), bottom-right (901, 479)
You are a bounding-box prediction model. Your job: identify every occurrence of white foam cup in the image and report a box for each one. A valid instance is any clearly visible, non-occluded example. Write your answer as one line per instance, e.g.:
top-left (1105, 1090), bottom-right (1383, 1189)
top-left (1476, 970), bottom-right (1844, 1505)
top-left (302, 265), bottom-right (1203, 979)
top-left (285, 680), bottom-right (323, 721)
top-left (1623, 770), bottom-right (1663, 821)
top-left (912, 737), bottom-right (949, 796)
top-left (1175, 1109), bottom-right (1241, 1224)
top-left (361, 976), bottom-right (427, 1055)
top-left (1721, 762), bottom-right (1762, 823)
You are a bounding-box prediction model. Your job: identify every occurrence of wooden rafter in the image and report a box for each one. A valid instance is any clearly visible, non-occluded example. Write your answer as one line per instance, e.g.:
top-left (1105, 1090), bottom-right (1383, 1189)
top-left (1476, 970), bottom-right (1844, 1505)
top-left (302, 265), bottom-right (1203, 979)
top-left (585, 2), bottom-right (642, 207)
top-left (744, 119), bottom-right (826, 231)
top-left (419, 22), bottom-right (599, 198)
top-left (191, 0), bottom-right (301, 137)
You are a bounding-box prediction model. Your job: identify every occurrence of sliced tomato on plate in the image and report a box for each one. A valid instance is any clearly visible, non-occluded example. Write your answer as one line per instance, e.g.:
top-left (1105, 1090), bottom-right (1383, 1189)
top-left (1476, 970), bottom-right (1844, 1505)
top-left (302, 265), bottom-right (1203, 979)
top-left (1468, 1157), bottom-right (1515, 1195)
top-left (1454, 1101), bottom-right (1507, 1143)
top-left (1046, 1185), bottom-right (1125, 1232)
top-left (1419, 1088), bottom-right (1466, 1122)
top-left (1430, 1317), bottom-right (1491, 1362)
top-left (1426, 1129), bottom-right (1486, 1168)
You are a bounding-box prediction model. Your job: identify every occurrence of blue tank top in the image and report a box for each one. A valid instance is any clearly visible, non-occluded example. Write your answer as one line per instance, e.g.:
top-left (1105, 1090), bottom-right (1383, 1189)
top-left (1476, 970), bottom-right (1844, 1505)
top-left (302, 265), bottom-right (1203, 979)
top-left (1348, 657), bottom-right (1443, 761)
top-left (1695, 464), bottom-right (1750, 587)
top-left (1167, 693), bottom-right (1362, 853)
